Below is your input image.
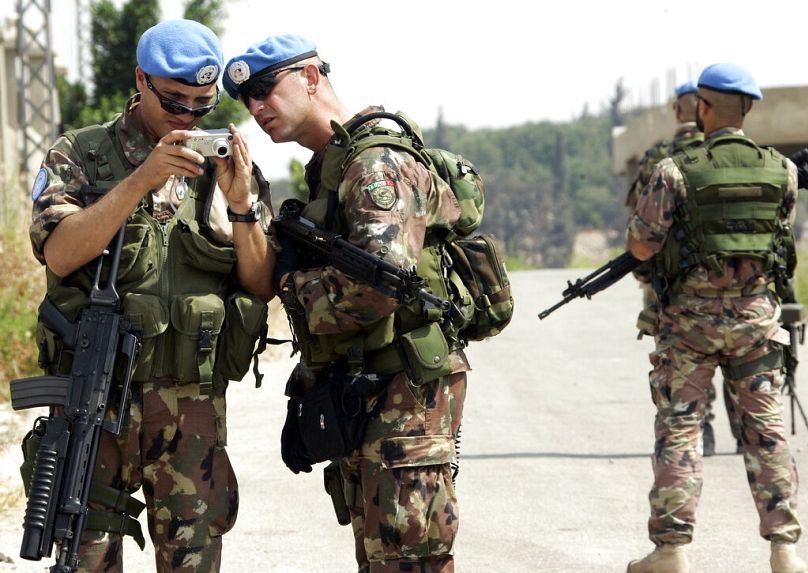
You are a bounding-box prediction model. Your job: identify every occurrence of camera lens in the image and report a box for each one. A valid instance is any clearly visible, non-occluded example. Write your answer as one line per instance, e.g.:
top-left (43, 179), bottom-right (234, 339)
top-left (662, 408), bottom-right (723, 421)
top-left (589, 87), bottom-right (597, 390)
top-left (211, 137), bottom-right (230, 157)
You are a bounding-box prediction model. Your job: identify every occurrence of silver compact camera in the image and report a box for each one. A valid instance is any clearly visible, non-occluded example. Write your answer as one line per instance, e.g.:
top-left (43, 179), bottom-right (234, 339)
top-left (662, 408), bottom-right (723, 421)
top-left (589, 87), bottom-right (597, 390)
top-left (185, 129), bottom-right (233, 157)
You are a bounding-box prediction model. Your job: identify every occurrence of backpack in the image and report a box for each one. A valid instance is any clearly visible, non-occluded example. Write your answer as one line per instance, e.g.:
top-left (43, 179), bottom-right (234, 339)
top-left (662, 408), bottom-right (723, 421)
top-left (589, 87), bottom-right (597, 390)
top-left (326, 111), bottom-right (513, 342)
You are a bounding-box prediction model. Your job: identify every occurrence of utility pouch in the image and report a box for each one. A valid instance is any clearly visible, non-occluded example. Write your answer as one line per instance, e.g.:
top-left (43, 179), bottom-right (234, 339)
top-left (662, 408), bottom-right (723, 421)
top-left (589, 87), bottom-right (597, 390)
top-left (215, 290), bottom-right (269, 382)
top-left (298, 381), bottom-right (367, 464)
top-left (323, 461), bottom-right (351, 526)
top-left (20, 417), bottom-right (47, 497)
top-left (169, 294), bottom-right (225, 391)
top-left (121, 293), bottom-right (169, 382)
top-left (400, 322), bottom-right (452, 385)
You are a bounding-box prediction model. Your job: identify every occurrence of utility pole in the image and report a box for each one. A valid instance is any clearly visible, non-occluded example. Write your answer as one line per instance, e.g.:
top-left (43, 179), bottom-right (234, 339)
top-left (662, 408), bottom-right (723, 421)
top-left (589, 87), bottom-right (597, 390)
top-left (75, 0), bottom-right (92, 93)
top-left (16, 0), bottom-right (57, 178)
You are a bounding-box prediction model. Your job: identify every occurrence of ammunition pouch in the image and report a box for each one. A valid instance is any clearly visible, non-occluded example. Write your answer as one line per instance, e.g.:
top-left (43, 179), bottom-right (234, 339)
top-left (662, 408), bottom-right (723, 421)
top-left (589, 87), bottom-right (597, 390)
top-left (215, 289), bottom-right (269, 384)
top-left (399, 322), bottom-right (453, 385)
top-left (323, 461), bottom-right (351, 526)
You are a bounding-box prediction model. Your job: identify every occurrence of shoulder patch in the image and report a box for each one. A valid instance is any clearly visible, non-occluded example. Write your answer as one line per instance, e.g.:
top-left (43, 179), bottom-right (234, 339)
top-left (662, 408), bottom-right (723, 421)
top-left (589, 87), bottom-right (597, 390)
top-left (31, 168), bottom-right (48, 201)
top-left (364, 178), bottom-right (397, 210)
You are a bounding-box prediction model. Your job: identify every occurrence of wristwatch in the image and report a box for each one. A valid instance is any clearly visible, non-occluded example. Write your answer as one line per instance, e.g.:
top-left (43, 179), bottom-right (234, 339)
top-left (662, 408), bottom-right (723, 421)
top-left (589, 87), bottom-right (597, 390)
top-left (227, 202), bottom-right (261, 223)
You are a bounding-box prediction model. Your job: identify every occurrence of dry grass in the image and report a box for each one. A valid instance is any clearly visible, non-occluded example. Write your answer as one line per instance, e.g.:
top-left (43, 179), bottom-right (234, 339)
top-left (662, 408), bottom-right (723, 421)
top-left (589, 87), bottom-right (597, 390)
top-left (0, 218), bottom-right (45, 404)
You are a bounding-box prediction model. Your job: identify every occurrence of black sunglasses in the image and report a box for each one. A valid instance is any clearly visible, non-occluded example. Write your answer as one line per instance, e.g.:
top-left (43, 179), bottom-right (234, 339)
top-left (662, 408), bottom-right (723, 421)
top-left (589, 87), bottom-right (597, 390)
top-left (144, 73), bottom-right (220, 117)
top-left (238, 66), bottom-right (306, 106)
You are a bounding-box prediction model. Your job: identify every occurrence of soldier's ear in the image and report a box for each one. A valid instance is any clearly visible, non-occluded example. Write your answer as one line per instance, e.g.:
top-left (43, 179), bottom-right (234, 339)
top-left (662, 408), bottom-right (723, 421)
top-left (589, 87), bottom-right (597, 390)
top-left (135, 67), bottom-right (146, 92)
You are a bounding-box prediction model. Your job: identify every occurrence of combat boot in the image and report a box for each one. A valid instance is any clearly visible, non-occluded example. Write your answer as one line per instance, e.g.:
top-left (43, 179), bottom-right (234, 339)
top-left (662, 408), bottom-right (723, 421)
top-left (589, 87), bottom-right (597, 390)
top-left (702, 421), bottom-right (715, 457)
top-left (626, 544), bottom-right (689, 573)
top-left (771, 542), bottom-right (808, 573)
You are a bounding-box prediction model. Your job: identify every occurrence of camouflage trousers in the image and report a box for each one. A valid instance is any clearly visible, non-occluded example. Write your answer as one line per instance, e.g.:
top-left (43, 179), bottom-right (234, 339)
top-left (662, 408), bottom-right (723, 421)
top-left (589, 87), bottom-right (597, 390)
top-left (646, 291), bottom-right (802, 545)
top-left (78, 378), bottom-right (238, 572)
top-left (636, 282), bottom-right (742, 442)
top-left (340, 371), bottom-right (466, 573)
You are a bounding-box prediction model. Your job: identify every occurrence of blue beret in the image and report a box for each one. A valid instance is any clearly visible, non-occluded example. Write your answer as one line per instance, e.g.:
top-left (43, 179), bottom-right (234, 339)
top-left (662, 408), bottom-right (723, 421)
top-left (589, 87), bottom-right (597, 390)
top-left (698, 63), bottom-right (762, 100)
top-left (136, 20), bottom-right (223, 86)
top-left (224, 34), bottom-right (318, 99)
top-left (674, 81), bottom-right (697, 98)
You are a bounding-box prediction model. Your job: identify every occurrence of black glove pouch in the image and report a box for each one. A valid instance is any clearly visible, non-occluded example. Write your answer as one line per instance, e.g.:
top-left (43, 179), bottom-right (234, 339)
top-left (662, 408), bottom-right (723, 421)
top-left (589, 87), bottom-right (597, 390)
top-left (298, 381), bottom-right (368, 464)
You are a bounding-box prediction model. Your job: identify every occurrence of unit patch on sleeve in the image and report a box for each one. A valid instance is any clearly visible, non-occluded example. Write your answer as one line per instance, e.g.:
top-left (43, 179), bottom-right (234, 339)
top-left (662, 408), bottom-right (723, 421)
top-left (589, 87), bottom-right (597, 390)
top-left (364, 178), bottom-right (397, 210)
top-left (31, 168), bottom-right (48, 201)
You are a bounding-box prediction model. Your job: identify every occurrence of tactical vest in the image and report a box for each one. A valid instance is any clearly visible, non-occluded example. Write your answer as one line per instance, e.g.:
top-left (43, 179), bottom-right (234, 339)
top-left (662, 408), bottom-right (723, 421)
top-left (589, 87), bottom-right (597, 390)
top-left (286, 116), bottom-right (474, 378)
top-left (38, 116), bottom-right (267, 394)
top-left (657, 132), bottom-right (795, 290)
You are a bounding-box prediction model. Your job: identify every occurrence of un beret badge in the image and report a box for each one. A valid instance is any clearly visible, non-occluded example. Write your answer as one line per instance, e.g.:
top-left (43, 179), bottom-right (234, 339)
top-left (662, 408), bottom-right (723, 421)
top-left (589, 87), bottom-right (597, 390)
top-left (196, 64), bottom-right (218, 85)
top-left (228, 61), bottom-right (250, 85)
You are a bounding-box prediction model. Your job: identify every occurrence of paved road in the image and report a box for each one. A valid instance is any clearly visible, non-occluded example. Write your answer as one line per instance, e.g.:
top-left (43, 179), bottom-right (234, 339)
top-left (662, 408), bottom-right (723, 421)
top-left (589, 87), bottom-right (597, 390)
top-left (1, 269), bottom-right (807, 572)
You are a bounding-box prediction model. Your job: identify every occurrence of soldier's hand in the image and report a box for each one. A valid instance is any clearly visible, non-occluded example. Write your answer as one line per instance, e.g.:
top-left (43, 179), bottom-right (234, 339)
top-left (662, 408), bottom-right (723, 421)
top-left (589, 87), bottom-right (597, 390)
top-left (790, 148), bottom-right (808, 189)
top-left (214, 124), bottom-right (253, 213)
top-left (281, 398), bottom-right (312, 474)
top-left (133, 130), bottom-right (205, 192)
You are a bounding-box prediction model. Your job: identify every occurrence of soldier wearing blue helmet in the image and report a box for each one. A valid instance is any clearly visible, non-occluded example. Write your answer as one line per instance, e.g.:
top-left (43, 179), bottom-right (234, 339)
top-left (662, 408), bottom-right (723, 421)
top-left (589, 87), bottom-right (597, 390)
top-left (625, 80), bottom-right (743, 459)
top-left (25, 19), bottom-right (275, 573)
top-left (225, 34), bottom-right (470, 573)
top-left (626, 63), bottom-right (805, 573)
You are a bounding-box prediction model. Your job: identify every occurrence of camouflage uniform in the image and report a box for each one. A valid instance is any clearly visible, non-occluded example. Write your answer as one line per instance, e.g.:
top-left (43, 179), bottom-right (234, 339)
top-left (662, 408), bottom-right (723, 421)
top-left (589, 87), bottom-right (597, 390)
top-left (29, 95), bottom-right (242, 572)
top-left (626, 123), bottom-right (742, 450)
top-left (287, 107), bottom-right (468, 573)
top-left (627, 127), bottom-right (802, 546)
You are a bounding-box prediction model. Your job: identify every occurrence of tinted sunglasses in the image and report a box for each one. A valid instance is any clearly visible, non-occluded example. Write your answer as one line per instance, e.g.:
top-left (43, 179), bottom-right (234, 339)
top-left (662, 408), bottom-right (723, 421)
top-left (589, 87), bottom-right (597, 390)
top-left (238, 62), bottom-right (330, 106)
top-left (144, 73), bottom-right (220, 117)
top-left (238, 66), bottom-right (305, 106)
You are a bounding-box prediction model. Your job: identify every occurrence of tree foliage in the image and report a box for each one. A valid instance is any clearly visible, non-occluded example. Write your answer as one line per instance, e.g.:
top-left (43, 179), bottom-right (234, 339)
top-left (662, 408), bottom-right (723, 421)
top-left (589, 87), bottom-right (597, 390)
top-left (422, 113), bottom-right (622, 268)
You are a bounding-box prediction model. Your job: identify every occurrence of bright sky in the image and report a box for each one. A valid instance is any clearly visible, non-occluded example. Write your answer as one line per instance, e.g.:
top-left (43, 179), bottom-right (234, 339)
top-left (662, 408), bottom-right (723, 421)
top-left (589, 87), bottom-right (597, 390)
top-left (9, 0), bottom-right (808, 178)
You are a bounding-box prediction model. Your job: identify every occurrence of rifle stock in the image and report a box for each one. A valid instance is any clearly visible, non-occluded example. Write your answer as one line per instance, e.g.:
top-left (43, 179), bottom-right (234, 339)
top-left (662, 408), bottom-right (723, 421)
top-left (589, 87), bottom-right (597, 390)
top-left (781, 301), bottom-right (808, 435)
top-left (538, 252), bottom-right (643, 319)
top-left (10, 226), bottom-right (140, 572)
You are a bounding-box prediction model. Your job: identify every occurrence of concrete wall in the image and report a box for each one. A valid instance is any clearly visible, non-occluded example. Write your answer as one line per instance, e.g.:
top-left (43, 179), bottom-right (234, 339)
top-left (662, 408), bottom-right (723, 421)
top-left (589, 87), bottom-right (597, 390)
top-left (613, 85), bottom-right (808, 180)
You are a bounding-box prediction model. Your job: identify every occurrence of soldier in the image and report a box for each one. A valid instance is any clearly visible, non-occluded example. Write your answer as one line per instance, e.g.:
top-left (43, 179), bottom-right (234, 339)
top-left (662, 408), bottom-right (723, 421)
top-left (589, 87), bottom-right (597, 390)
top-left (626, 63), bottom-right (805, 573)
top-left (28, 19), bottom-right (274, 572)
top-left (224, 35), bottom-right (468, 572)
top-left (627, 80), bottom-right (742, 457)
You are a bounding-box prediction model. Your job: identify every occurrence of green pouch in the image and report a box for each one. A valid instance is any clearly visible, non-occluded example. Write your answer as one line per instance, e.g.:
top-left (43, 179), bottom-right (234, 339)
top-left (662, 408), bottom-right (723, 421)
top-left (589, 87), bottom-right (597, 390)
top-left (399, 322), bottom-right (452, 385)
top-left (169, 293), bottom-right (225, 383)
top-left (177, 219), bottom-right (237, 275)
top-left (121, 293), bottom-right (169, 382)
top-left (215, 290), bottom-right (268, 382)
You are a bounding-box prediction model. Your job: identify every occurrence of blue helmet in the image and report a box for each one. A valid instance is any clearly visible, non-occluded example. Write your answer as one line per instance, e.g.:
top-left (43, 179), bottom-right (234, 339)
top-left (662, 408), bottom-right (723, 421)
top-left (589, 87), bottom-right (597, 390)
top-left (674, 81), bottom-right (697, 98)
top-left (136, 20), bottom-right (223, 86)
top-left (224, 34), bottom-right (318, 100)
top-left (697, 63), bottom-right (762, 100)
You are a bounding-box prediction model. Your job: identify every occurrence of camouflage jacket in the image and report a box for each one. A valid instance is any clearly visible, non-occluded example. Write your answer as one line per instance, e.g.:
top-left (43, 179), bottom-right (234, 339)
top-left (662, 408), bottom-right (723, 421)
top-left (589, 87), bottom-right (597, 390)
top-left (290, 106), bottom-right (469, 372)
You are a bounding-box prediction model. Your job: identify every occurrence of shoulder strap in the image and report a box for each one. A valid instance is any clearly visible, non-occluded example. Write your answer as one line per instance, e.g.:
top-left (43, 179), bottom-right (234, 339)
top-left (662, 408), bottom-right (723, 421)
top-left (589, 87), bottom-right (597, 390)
top-left (64, 117), bottom-right (129, 188)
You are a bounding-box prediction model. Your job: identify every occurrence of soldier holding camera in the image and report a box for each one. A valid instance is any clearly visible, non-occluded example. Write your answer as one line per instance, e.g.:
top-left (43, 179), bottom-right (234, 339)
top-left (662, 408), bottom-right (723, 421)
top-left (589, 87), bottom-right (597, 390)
top-left (27, 19), bottom-right (274, 572)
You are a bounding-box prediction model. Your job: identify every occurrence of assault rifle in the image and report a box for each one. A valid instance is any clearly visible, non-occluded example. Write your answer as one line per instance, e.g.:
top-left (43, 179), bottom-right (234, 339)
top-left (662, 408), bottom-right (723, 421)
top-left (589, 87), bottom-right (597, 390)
top-left (538, 252), bottom-right (643, 319)
top-left (10, 225), bottom-right (140, 572)
top-left (780, 299), bottom-right (808, 435)
top-left (271, 199), bottom-right (450, 312)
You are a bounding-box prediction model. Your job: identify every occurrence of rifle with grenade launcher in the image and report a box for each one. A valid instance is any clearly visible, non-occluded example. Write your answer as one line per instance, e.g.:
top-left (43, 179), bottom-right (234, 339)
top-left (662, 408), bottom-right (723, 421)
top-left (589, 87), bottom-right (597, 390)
top-left (10, 225), bottom-right (140, 573)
